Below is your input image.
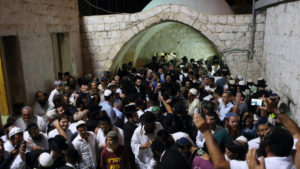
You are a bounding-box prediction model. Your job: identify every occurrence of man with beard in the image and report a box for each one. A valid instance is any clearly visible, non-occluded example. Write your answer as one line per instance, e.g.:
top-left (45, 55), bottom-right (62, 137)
top-left (96, 117), bottom-right (124, 149)
top-left (99, 89), bottom-right (117, 125)
top-left (33, 91), bottom-right (49, 118)
top-left (24, 122), bottom-right (48, 151)
top-left (131, 112), bottom-right (163, 169)
top-left (15, 106), bottom-right (47, 133)
top-left (248, 122), bottom-right (271, 149)
top-left (213, 113), bottom-right (240, 153)
top-left (188, 88), bottom-right (201, 116)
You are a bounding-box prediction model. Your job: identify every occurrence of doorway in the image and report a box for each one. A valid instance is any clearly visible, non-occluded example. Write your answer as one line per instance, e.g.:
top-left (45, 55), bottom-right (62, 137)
top-left (0, 36), bottom-right (26, 118)
top-left (51, 33), bottom-right (72, 80)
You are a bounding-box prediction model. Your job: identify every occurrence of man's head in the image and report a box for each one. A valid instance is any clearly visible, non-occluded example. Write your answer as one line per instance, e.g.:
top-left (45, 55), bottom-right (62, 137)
top-left (35, 91), bottom-right (47, 106)
top-left (113, 99), bottom-right (123, 110)
top-left (58, 114), bottom-right (69, 131)
top-left (26, 122), bottom-right (42, 142)
top-left (22, 106), bottom-right (33, 123)
top-left (99, 118), bottom-right (113, 135)
top-left (260, 127), bottom-right (293, 157)
top-left (54, 81), bottom-right (62, 91)
top-left (76, 121), bottom-right (88, 140)
top-left (8, 127), bottom-right (23, 146)
top-left (80, 84), bottom-right (88, 93)
top-left (205, 111), bottom-right (217, 129)
top-left (225, 113), bottom-right (240, 138)
top-left (188, 88), bottom-right (198, 102)
top-left (140, 112), bottom-right (156, 134)
top-left (257, 123), bottom-right (271, 141)
top-left (176, 137), bottom-right (192, 155)
top-left (103, 89), bottom-right (113, 102)
top-left (135, 77), bottom-right (142, 87)
top-left (165, 74), bottom-right (172, 83)
top-left (222, 92), bottom-right (232, 104)
top-left (208, 77), bottom-right (215, 87)
top-left (63, 85), bottom-right (72, 95)
top-left (106, 131), bottom-right (119, 151)
top-left (124, 105), bottom-right (139, 123)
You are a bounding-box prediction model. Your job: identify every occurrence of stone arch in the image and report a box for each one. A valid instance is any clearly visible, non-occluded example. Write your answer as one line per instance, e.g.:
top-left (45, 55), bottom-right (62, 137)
top-left (103, 4), bottom-right (226, 70)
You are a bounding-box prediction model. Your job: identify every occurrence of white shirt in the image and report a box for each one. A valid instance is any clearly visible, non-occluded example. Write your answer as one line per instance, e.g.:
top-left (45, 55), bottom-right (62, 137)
top-left (48, 128), bottom-right (74, 144)
top-left (96, 126), bottom-right (124, 147)
top-left (68, 122), bottom-right (78, 135)
top-left (48, 88), bottom-right (62, 109)
top-left (131, 122), bottom-right (163, 169)
top-left (196, 125), bottom-right (223, 148)
top-left (248, 137), bottom-right (260, 150)
top-left (218, 102), bottom-right (234, 121)
top-left (24, 131), bottom-right (48, 150)
top-left (72, 131), bottom-right (97, 169)
top-left (137, 109), bottom-right (144, 118)
top-left (229, 156), bottom-right (296, 169)
top-left (14, 115), bottom-right (47, 133)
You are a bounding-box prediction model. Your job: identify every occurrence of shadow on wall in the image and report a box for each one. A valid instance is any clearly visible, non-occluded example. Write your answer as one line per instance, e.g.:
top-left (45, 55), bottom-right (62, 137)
top-left (110, 21), bottom-right (224, 74)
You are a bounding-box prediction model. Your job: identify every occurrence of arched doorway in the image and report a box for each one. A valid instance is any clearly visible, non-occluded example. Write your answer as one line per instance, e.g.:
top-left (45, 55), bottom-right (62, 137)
top-left (110, 21), bottom-right (224, 74)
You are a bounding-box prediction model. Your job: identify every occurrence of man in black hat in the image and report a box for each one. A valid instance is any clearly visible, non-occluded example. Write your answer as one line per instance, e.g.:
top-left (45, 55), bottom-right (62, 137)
top-left (252, 78), bottom-right (269, 99)
top-left (180, 56), bottom-right (188, 66)
top-left (24, 122), bottom-right (48, 151)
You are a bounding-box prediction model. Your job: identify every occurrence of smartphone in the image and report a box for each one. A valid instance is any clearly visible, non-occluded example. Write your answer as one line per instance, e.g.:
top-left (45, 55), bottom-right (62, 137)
top-left (251, 99), bottom-right (263, 106)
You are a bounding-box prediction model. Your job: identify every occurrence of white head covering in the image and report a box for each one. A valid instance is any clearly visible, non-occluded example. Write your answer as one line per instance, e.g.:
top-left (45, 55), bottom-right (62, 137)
top-left (39, 152), bottom-right (54, 167)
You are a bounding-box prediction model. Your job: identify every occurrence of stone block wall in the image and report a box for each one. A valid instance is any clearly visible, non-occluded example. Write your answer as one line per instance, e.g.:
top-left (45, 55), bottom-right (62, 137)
top-left (0, 0), bottom-right (81, 105)
top-left (264, 1), bottom-right (300, 122)
top-left (80, 4), bottom-right (265, 81)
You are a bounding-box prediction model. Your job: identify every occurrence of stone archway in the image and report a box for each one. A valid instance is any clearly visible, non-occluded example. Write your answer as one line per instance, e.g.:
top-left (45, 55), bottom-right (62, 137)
top-left (80, 4), bottom-right (265, 80)
top-left (103, 5), bottom-right (226, 70)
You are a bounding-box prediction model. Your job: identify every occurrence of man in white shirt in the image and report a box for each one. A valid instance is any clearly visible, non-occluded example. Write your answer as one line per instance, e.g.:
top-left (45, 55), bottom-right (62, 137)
top-left (131, 112), bottom-right (163, 169)
top-left (72, 121), bottom-right (98, 169)
top-left (48, 81), bottom-right (63, 109)
top-left (14, 106), bottom-right (47, 133)
top-left (218, 92), bottom-right (234, 121)
top-left (48, 114), bottom-right (74, 144)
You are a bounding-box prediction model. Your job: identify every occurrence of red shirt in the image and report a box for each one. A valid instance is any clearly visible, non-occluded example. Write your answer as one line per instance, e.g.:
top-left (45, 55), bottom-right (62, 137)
top-left (100, 145), bottom-right (128, 169)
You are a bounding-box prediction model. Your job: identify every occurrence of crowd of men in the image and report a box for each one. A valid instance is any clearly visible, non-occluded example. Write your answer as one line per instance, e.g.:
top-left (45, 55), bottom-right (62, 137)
top-left (0, 55), bottom-right (300, 169)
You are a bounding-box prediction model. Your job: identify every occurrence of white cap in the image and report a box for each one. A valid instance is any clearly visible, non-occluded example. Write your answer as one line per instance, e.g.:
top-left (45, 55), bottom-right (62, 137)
top-left (257, 77), bottom-right (264, 81)
top-left (236, 136), bottom-right (248, 143)
top-left (238, 81), bottom-right (246, 86)
top-left (76, 120), bottom-right (86, 128)
top-left (73, 111), bottom-right (86, 121)
top-left (54, 80), bottom-right (62, 86)
top-left (104, 89), bottom-right (112, 97)
top-left (230, 75), bottom-right (235, 79)
top-left (247, 79), bottom-right (253, 83)
top-left (237, 75), bottom-right (243, 80)
top-left (229, 80), bottom-right (235, 85)
top-left (189, 88), bottom-right (198, 96)
top-left (9, 127), bottom-right (23, 138)
top-left (46, 109), bottom-right (58, 120)
top-left (116, 88), bottom-right (122, 95)
top-left (39, 152), bottom-right (54, 167)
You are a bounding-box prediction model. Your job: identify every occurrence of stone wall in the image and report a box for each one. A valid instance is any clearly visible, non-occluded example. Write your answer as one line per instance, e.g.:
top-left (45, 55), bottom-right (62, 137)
top-left (264, 1), bottom-right (300, 122)
top-left (80, 4), bottom-right (265, 80)
top-left (0, 0), bottom-right (81, 105)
